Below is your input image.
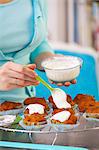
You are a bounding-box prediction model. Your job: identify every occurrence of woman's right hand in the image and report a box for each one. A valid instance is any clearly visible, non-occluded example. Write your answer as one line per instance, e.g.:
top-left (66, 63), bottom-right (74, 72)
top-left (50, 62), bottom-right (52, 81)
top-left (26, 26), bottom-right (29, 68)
top-left (0, 62), bottom-right (40, 91)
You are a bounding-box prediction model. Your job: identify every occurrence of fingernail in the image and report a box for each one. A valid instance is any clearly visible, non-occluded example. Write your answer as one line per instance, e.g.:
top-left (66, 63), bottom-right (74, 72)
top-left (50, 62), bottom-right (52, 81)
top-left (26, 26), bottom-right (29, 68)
top-left (64, 82), bottom-right (71, 86)
top-left (71, 80), bottom-right (77, 84)
top-left (57, 83), bottom-right (62, 86)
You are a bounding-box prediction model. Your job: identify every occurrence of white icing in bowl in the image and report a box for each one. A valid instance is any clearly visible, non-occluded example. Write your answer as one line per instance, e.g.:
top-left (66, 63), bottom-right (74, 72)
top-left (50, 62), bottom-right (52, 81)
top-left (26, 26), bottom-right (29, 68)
top-left (42, 56), bottom-right (83, 82)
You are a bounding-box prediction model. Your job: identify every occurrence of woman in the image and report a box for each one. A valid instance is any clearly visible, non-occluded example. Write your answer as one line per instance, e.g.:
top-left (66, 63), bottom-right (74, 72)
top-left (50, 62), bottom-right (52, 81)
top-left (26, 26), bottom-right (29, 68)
top-left (0, 0), bottom-right (76, 103)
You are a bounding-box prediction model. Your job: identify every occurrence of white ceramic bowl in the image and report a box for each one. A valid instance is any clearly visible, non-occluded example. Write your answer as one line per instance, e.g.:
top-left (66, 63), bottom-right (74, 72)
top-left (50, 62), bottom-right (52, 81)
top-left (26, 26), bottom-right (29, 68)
top-left (42, 56), bottom-right (83, 82)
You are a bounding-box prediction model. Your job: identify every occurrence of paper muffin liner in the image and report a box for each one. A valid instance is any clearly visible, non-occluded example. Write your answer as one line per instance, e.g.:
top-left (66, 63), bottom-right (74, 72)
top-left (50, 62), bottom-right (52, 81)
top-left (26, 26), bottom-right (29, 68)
top-left (83, 113), bottom-right (99, 122)
top-left (24, 100), bottom-right (53, 120)
top-left (46, 101), bottom-right (53, 114)
top-left (47, 119), bottom-right (80, 132)
top-left (47, 112), bottom-right (80, 132)
top-left (19, 120), bottom-right (47, 130)
top-left (72, 103), bottom-right (85, 116)
top-left (0, 108), bottom-right (24, 115)
top-left (72, 104), bottom-right (79, 113)
top-left (0, 115), bottom-right (16, 127)
top-left (23, 110), bottom-right (49, 120)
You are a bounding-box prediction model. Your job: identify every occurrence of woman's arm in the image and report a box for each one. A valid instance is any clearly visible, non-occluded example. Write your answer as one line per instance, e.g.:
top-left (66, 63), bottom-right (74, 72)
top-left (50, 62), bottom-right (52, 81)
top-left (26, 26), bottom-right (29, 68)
top-left (34, 51), bottom-right (54, 70)
top-left (30, 0), bottom-right (54, 69)
top-left (30, 0), bottom-right (76, 86)
top-left (30, 40), bottom-right (54, 70)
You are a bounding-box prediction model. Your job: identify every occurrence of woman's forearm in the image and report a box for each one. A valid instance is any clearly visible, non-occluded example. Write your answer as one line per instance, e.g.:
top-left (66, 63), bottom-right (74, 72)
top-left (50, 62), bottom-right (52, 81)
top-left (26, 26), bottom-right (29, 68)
top-left (0, 0), bottom-right (12, 4)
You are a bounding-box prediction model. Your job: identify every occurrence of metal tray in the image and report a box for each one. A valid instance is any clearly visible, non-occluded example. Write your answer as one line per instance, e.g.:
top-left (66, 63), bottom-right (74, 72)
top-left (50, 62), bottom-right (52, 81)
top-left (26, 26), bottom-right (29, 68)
top-left (0, 116), bottom-right (99, 150)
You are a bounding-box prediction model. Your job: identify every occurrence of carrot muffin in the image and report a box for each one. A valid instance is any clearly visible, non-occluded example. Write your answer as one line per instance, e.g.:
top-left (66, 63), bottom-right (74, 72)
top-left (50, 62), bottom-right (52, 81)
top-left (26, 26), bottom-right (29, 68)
top-left (50, 109), bottom-right (77, 124)
top-left (73, 94), bottom-right (96, 113)
top-left (0, 101), bottom-right (22, 111)
top-left (23, 104), bottom-right (47, 126)
top-left (83, 106), bottom-right (99, 120)
top-left (86, 107), bottom-right (99, 114)
top-left (24, 97), bottom-right (50, 112)
top-left (0, 101), bottom-right (23, 115)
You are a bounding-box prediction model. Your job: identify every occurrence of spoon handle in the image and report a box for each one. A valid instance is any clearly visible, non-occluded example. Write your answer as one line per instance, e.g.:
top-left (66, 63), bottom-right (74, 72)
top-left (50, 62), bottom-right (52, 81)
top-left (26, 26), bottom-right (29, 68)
top-left (36, 76), bottom-right (54, 92)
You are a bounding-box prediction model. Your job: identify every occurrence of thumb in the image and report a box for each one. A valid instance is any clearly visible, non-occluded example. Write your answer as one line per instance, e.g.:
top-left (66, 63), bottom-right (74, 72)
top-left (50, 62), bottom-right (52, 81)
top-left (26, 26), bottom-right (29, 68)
top-left (27, 64), bottom-right (36, 70)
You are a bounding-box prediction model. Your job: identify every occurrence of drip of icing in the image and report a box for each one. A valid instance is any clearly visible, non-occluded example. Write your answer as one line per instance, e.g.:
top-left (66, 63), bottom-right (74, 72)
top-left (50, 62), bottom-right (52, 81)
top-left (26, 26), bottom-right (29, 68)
top-left (51, 111), bottom-right (71, 122)
top-left (52, 88), bottom-right (71, 109)
top-left (26, 104), bottom-right (45, 115)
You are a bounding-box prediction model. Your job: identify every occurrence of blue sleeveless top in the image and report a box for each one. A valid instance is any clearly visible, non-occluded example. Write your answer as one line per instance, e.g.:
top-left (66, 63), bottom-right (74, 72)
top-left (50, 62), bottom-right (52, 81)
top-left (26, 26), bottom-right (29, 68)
top-left (0, 0), bottom-right (53, 102)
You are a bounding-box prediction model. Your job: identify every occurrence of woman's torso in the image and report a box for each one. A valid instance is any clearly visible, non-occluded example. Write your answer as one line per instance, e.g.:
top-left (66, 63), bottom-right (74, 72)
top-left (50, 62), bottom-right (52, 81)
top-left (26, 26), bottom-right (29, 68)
top-left (0, 0), bottom-right (46, 102)
top-left (0, 0), bottom-right (34, 53)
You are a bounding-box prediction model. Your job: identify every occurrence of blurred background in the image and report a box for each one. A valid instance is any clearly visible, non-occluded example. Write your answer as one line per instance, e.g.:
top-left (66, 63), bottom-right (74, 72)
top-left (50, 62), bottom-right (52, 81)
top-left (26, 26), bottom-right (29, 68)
top-left (46, 0), bottom-right (99, 91)
top-left (47, 0), bottom-right (99, 51)
top-left (35, 0), bottom-right (99, 99)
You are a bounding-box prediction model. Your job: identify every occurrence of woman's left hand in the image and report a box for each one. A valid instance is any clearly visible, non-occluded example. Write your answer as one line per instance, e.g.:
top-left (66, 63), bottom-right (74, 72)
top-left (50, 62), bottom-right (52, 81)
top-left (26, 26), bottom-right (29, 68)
top-left (49, 79), bottom-right (77, 87)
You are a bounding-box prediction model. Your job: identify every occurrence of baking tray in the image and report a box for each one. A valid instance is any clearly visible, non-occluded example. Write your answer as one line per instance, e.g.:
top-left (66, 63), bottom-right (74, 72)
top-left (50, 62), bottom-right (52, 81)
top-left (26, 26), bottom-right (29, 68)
top-left (0, 116), bottom-right (99, 150)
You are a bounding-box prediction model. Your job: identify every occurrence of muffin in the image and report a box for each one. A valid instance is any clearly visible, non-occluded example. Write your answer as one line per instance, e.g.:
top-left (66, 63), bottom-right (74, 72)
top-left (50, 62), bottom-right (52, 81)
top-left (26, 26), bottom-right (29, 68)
top-left (83, 105), bottom-right (99, 121)
top-left (24, 97), bottom-right (50, 112)
top-left (73, 94), bottom-right (96, 113)
top-left (85, 106), bottom-right (99, 119)
top-left (0, 101), bottom-right (23, 115)
top-left (23, 114), bottom-right (46, 126)
top-left (23, 104), bottom-right (47, 126)
top-left (86, 107), bottom-right (99, 114)
top-left (50, 109), bottom-right (77, 124)
top-left (0, 101), bottom-right (22, 111)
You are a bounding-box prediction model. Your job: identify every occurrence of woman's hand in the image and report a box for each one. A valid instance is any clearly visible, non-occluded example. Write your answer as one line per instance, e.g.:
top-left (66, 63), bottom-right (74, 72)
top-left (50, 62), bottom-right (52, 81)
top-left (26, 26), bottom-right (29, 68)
top-left (49, 79), bottom-right (77, 87)
top-left (0, 62), bottom-right (39, 91)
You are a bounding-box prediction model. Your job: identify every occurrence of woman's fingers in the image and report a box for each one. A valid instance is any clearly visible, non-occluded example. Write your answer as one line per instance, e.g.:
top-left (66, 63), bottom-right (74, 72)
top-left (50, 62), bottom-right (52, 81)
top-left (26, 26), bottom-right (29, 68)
top-left (6, 79), bottom-right (39, 90)
top-left (6, 62), bottom-right (38, 81)
top-left (57, 83), bottom-right (63, 86)
top-left (49, 79), bottom-right (77, 87)
top-left (27, 64), bottom-right (36, 70)
top-left (8, 69), bottom-right (25, 79)
top-left (8, 78), bottom-right (25, 86)
top-left (48, 79), bottom-right (54, 84)
top-left (4, 61), bottom-right (23, 73)
top-left (4, 62), bottom-right (37, 79)
top-left (23, 67), bottom-right (37, 78)
top-left (0, 62), bottom-right (40, 91)
top-left (64, 82), bottom-right (71, 86)
top-left (8, 70), bottom-right (39, 83)
top-left (9, 77), bottom-right (39, 86)
top-left (63, 80), bottom-right (77, 86)
top-left (48, 80), bottom-right (63, 86)
top-left (24, 81), bottom-right (40, 86)
top-left (70, 79), bottom-right (77, 84)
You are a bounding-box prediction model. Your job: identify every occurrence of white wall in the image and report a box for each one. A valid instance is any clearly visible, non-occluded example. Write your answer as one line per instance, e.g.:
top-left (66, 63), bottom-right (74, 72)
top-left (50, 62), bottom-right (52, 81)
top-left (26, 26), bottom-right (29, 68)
top-left (47, 0), bottom-right (67, 42)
